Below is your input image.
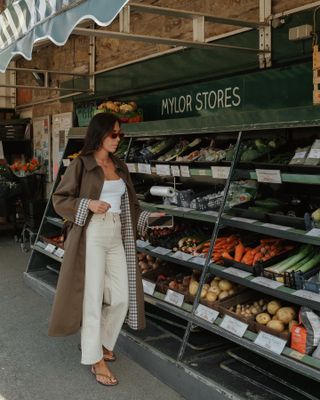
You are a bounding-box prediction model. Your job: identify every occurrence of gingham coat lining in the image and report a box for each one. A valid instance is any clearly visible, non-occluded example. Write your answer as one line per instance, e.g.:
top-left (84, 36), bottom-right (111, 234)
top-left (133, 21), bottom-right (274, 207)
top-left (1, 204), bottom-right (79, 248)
top-left (75, 198), bottom-right (90, 226)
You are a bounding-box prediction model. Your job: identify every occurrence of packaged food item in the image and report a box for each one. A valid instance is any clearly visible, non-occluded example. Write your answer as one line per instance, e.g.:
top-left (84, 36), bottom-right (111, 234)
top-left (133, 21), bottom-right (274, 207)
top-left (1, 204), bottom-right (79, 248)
top-left (304, 139), bottom-right (320, 166)
top-left (289, 146), bottom-right (310, 165)
top-left (226, 180), bottom-right (257, 208)
top-left (291, 307), bottom-right (320, 354)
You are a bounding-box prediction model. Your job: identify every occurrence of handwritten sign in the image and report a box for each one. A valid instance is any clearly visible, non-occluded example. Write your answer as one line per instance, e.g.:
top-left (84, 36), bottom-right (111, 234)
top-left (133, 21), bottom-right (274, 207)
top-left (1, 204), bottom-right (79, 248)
top-left (211, 166), bottom-right (230, 180)
top-left (180, 165), bottom-right (190, 177)
top-left (156, 164), bottom-right (171, 176)
top-left (195, 304), bottom-right (219, 323)
top-left (171, 165), bottom-right (181, 177)
top-left (254, 331), bottom-right (286, 355)
top-left (256, 169), bottom-right (282, 184)
top-left (251, 276), bottom-right (283, 289)
top-left (223, 267), bottom-right (252, 279)
top-left (191, 256), bottom-right (206, 266)
top-left (293, 290), bottom-right (320, 303)
top-left (262, 223), bottom-right (291, 231)
top-left (171, 251), bottom-right (193, 261)
top-left (142, 280), bottom-right (156, 296)
top-left (306, 228), bottom-right (320, 238)
top-left (136, 240), bottom-right (150, 248)
top-left (126, 163), bottom-right (137, 173)
top-left (220, 315), bottom-right (248, 337)
top-left (45, 243), bottom-right (56, 253)
top-left (54, 248), bottom-right (65, 258)
top-left (231, 217), bottom-right (257, 224)
top-left (138, 163), bottom-right (152, 174)
top-left (152, 247), bottom-right (172, 255)
top-left (165, 289), bottom-right (184, 307)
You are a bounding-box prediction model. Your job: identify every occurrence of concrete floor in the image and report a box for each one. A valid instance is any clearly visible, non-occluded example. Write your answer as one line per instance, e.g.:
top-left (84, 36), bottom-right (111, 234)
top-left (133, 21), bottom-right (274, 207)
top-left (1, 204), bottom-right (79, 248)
top-left (0, 234), bottom-right (184, 400)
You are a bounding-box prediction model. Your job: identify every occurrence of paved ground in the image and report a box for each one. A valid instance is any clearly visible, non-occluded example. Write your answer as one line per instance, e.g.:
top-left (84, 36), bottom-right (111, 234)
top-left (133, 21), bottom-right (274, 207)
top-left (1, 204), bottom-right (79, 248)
top-left (0, 234), bottom-right (184, 400)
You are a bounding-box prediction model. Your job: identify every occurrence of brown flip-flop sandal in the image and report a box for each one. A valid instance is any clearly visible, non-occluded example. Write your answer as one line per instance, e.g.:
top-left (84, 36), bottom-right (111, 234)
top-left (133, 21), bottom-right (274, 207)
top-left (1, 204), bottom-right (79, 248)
top-left (91, 365), bottom-right (118, 386)
top-left (103, 349), bottom-right (116, 362)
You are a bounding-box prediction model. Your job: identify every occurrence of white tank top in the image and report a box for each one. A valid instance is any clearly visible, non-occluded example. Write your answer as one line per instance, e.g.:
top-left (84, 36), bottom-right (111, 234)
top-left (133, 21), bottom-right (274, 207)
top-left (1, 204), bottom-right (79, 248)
top-left (99, 178), bottom-right (126, 213)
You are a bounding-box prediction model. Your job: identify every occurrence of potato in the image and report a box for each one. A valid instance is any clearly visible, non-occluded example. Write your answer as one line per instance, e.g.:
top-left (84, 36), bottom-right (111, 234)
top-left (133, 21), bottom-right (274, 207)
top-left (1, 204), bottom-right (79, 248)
top-left (146, 255), bottom-right (154, 262)
top-left (267, 320), bottom-right (285, 332)
top-left (267, 300), bottom-right (282, 315)
top-left (218, 279), bottom-right (233, 291)
top-left (228, 288), bottom-right (236, 296)
top-left (189, 281), bottom-right (199, 296)
top-left (250, 306), bottom-right (259, 315)
top-left (203, 284), bottom-right (210, 291)
top-left (288, 320), bottom-right (299, 332)
top-left (206, 292), bottom-right (217, 302)
top-left (256, 313), bottom-right (271, 325)
top-left (210, 280), bottom-right (219, 288)
top-left (200, 288), bottom-right (208, 299)
top-left (208, 286), bottom-right (221, 296)
top-left (276, 307), bottom-right (296, 324)
top-left (218, 291), bottom-right (230, 300)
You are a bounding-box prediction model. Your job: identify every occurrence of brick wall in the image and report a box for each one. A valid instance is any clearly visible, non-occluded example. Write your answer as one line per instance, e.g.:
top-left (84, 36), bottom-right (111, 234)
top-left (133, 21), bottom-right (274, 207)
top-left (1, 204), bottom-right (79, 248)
top-left (14, 0), bottom-right (317, 117)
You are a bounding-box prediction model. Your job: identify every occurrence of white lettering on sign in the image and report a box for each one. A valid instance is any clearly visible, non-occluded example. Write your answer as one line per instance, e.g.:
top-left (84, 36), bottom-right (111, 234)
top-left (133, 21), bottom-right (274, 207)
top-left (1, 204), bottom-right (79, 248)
top-left (161, 87), bottom-right (241, 116)
top-left (254, 331), bottom-right (287, 355)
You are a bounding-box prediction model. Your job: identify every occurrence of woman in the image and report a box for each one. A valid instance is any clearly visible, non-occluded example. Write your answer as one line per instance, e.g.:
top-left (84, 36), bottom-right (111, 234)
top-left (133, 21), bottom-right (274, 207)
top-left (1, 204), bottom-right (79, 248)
top-left (48, 113), bottom-right (163, 386)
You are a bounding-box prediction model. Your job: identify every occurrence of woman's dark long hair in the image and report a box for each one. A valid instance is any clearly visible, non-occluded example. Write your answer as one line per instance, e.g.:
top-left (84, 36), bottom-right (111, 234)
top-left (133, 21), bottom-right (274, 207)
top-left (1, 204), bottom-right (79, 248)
top-left (81, 113), bottom-right (120, 155)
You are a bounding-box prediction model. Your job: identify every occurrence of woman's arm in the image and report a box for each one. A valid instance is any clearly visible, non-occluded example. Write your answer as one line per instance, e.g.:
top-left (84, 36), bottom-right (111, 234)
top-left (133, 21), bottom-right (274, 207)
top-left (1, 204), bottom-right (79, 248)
top-left (52, 157), bottom-right (90, 226)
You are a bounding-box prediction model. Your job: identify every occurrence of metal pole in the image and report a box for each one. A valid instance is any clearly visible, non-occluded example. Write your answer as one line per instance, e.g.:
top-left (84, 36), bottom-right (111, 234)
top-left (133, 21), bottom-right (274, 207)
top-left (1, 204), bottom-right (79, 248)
top-left (177, 131), bottom-right (243, 362)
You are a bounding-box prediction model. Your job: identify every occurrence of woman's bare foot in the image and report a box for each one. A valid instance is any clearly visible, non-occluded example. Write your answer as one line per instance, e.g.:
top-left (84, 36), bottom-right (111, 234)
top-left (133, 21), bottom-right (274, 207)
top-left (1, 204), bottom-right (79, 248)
top-left (91, 359), bottom-right (118, 386)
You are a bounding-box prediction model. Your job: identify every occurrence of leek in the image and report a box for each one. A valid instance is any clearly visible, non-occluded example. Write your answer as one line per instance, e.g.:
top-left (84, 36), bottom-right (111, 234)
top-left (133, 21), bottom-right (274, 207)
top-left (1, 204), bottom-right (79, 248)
top-left (266, 245), bottom-right (313, 273)
top-left (286, 252), bottom-right (315, 272)
top-left (298, 253), bottom-right (320, 273)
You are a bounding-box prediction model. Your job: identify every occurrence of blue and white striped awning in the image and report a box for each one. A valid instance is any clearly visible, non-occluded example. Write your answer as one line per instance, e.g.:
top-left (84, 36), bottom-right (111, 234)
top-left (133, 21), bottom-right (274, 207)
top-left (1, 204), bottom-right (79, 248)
top-left (0, 0), bottom-right (128, 72)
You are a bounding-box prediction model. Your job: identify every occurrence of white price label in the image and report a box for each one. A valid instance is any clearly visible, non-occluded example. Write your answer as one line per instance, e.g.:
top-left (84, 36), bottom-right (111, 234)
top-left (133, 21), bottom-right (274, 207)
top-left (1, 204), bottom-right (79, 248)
top-left (152, 247), bottom-right (172, 255)
top-left (220, 315), bottom-right (248, 337)
top-left (262, 223), bottom-right (291, 231)
top-left (142, 280), bottom-right (156, 296)
top-left (172, 207), bottom-right (192, 212)
top-left (254, 331), bottom-right (287, 355)
top-left (156, 164), bottom-right (171, 176)
top-left (171, 251), bottom-right (193, 261)
top-left (136, 240), bottom-right (150, 248)
top-left (203, 210), bottom-right (218, 217)
top-left (191, 256), bottom-right (206, 266)
top-left (171, 165), bottom-right (181, 177)
top-left (223, 267), bottom-right (252, 279)
top-left (231, 217), bottom-right (257, 224)
top-left (138, 163), bottom-right (152, 174)
top-left (308, 148), bottom-right (320, 159)
top-left (293, 290), bottom-right (320, 302)
top-left (165, 289), bottom-right (184, 307)
top-left (62, 159), bottom-right (71, 167)
top-left (251, 276), bottom-right (283, 289)
top-left (45, 243), bottom-right (56, 253)
top-left (126, 163), bottom-right (137, 173)
top-left (306, 228), bottom-right (320, 238)
top-left (256, 169), bottom-right (282, 184)
top-left (211, 166), bottom-right (230, 180)
top-left (180, 165), bottom-right (190, 177)
top-left (54, 248), bottom-right (64, 258)
top-left (292, 151), bottom-right (307, 160)
top-left (195, 304), bottom-right (219, 323)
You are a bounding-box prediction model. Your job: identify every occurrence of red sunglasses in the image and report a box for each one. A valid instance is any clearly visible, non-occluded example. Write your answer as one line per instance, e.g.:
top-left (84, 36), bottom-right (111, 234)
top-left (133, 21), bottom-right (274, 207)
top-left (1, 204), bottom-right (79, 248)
top-left (108, 131), bottom-right (124, 140)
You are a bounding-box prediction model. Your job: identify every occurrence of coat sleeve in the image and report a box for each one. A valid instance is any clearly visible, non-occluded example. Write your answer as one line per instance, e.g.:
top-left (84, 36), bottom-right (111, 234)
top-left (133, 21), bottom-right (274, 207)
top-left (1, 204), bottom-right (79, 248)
top-left (52, 157), bottom-right (90, 226)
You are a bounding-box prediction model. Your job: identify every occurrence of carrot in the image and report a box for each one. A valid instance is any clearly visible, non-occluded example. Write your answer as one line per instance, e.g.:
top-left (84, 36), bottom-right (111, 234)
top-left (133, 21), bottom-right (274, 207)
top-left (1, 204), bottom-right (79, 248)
top-left (234, 242), bottom-right (245, 262)
top-left (253, 253), bottom-right (263, 265)
top-left (222, 251), bottom-right (233, 260)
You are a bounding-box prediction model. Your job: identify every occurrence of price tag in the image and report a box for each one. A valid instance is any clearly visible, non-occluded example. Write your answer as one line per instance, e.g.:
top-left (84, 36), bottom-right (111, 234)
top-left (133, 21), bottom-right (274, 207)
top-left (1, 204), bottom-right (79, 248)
top-left (45, 243), bottom-right (56, 253)
top-left (211, 166), bottom-right (230, 180)
top-left (172, 207), bottom-right (192, 212)
top-left (136, 239), bottom-right (150, 248)
top-left (152, 247), bottom-right (172, 255)
top-left (191, 256), bottom-right (206, 266)
top-left (220, 315), bottom-right (248, 337)
top-left (256, 169), bottom-right (282, 184)
top-left (223, 267), bottom-right (252, 279)
top-left (171, 251), bottom-right (193, 261)
top-left (171, 165), bottom-right (181, 177)
top-left (142, 280), bottom-right (156, 296)
top-left (254, 331), bottom-right (287, 355)
top-left (203, 210), bottom-right (218, 217)
top-left (180, 165), bottom-right (190, 177)
top-left (292, 151), bottom-right (307, 160)
top-left (138, 163), bottom-right (152, 174)
top-left (156, 164), bottom-right (171, 176)
top-left (306, 228), bottom-right (320, 238)
top-left (54, 248), bottom-right (65, 258)
top-left (195, 304), bottom-right (219, 323)
top-left (262, 223), bottom-right (291, 231)
top-left (293, 290), bottom-right (320, 302)
top-left (62, 159), bottom-right (71, 167)
top-left (308, 148), bottom-right (320, 159)
top-left (126, 163), bottom-right (137, 173)
top-left (251, 276), bottom-right (283, 289)
top-left (231, 217), bottom-right (257, 224)
top-left (165, 289), bottom-right (184, 307)
top-left (289, 350), bottom-right (305, 360)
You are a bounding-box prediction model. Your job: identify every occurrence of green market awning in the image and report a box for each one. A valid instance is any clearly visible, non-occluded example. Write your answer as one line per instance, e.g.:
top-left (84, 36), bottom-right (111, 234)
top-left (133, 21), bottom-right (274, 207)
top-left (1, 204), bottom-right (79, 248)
top-left (0, 0), bottom-right (128, 73)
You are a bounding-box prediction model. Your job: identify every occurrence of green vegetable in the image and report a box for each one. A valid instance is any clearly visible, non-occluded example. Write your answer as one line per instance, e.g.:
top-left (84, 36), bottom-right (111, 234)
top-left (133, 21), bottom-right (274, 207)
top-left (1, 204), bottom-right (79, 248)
top-left (298, 252), bottom-right (320, 273)
top-left (266, 245), bottom-right (313, 273)
top-left (286, 251), bottom-right (315, 272)
top-left (241, 149), bottom-right (261, 162)
top-left (255, 139), bottom-right (267, 151)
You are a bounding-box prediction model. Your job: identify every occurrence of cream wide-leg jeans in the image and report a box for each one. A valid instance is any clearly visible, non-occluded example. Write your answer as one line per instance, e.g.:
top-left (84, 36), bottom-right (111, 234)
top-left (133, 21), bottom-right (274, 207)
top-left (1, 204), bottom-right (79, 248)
top-left (81, 212), bottom-right (129, 365)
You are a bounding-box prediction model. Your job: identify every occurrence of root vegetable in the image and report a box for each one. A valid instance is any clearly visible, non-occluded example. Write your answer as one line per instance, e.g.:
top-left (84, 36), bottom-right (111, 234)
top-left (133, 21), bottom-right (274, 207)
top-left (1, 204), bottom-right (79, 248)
top-left (256, 313), bottom-right (271, 325)
top-left (228, 289), bottom-right (236, 296)
top-left (200, 288), bottom-right (208, 299)
top-left (146, 255), bottom-right (154, 262)
top-left (267, 300), bottom-right (282, 315)
top-left (218, 279), bottom-right (233, 291)
top-left (276, 307), bottom-right (296, 324)
top-left (267, 320), bottom-right (285, 332)
top-left (208, 286), bottom-right (221, 296)
top-left (218, 291), bottom-right (230, 300)
top-left (206, 292), bottom-right (217, 302)
top-left (189, 281), bottom-right (199, 296)
top-left (210, 280), bottom-right (219, 288)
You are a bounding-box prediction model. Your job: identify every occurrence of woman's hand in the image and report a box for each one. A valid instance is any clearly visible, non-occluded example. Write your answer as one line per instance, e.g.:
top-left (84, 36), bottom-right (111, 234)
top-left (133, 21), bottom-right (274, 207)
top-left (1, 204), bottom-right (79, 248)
top-left (149, 212), bottom-right (166, 218)
top-left (88, 200), bottom-right (111, 214)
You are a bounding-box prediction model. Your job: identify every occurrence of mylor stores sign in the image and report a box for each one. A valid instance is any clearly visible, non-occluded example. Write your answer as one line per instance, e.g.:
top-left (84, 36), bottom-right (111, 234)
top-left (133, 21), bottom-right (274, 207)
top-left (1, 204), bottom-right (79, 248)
top-left (131, 62), bottom-right (313, 121)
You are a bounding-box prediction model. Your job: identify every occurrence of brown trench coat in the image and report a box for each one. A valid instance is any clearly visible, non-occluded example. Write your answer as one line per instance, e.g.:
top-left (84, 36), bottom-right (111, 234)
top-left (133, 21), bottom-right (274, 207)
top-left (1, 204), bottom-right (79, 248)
top-left (48, 153), bottom-right (148, 336)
